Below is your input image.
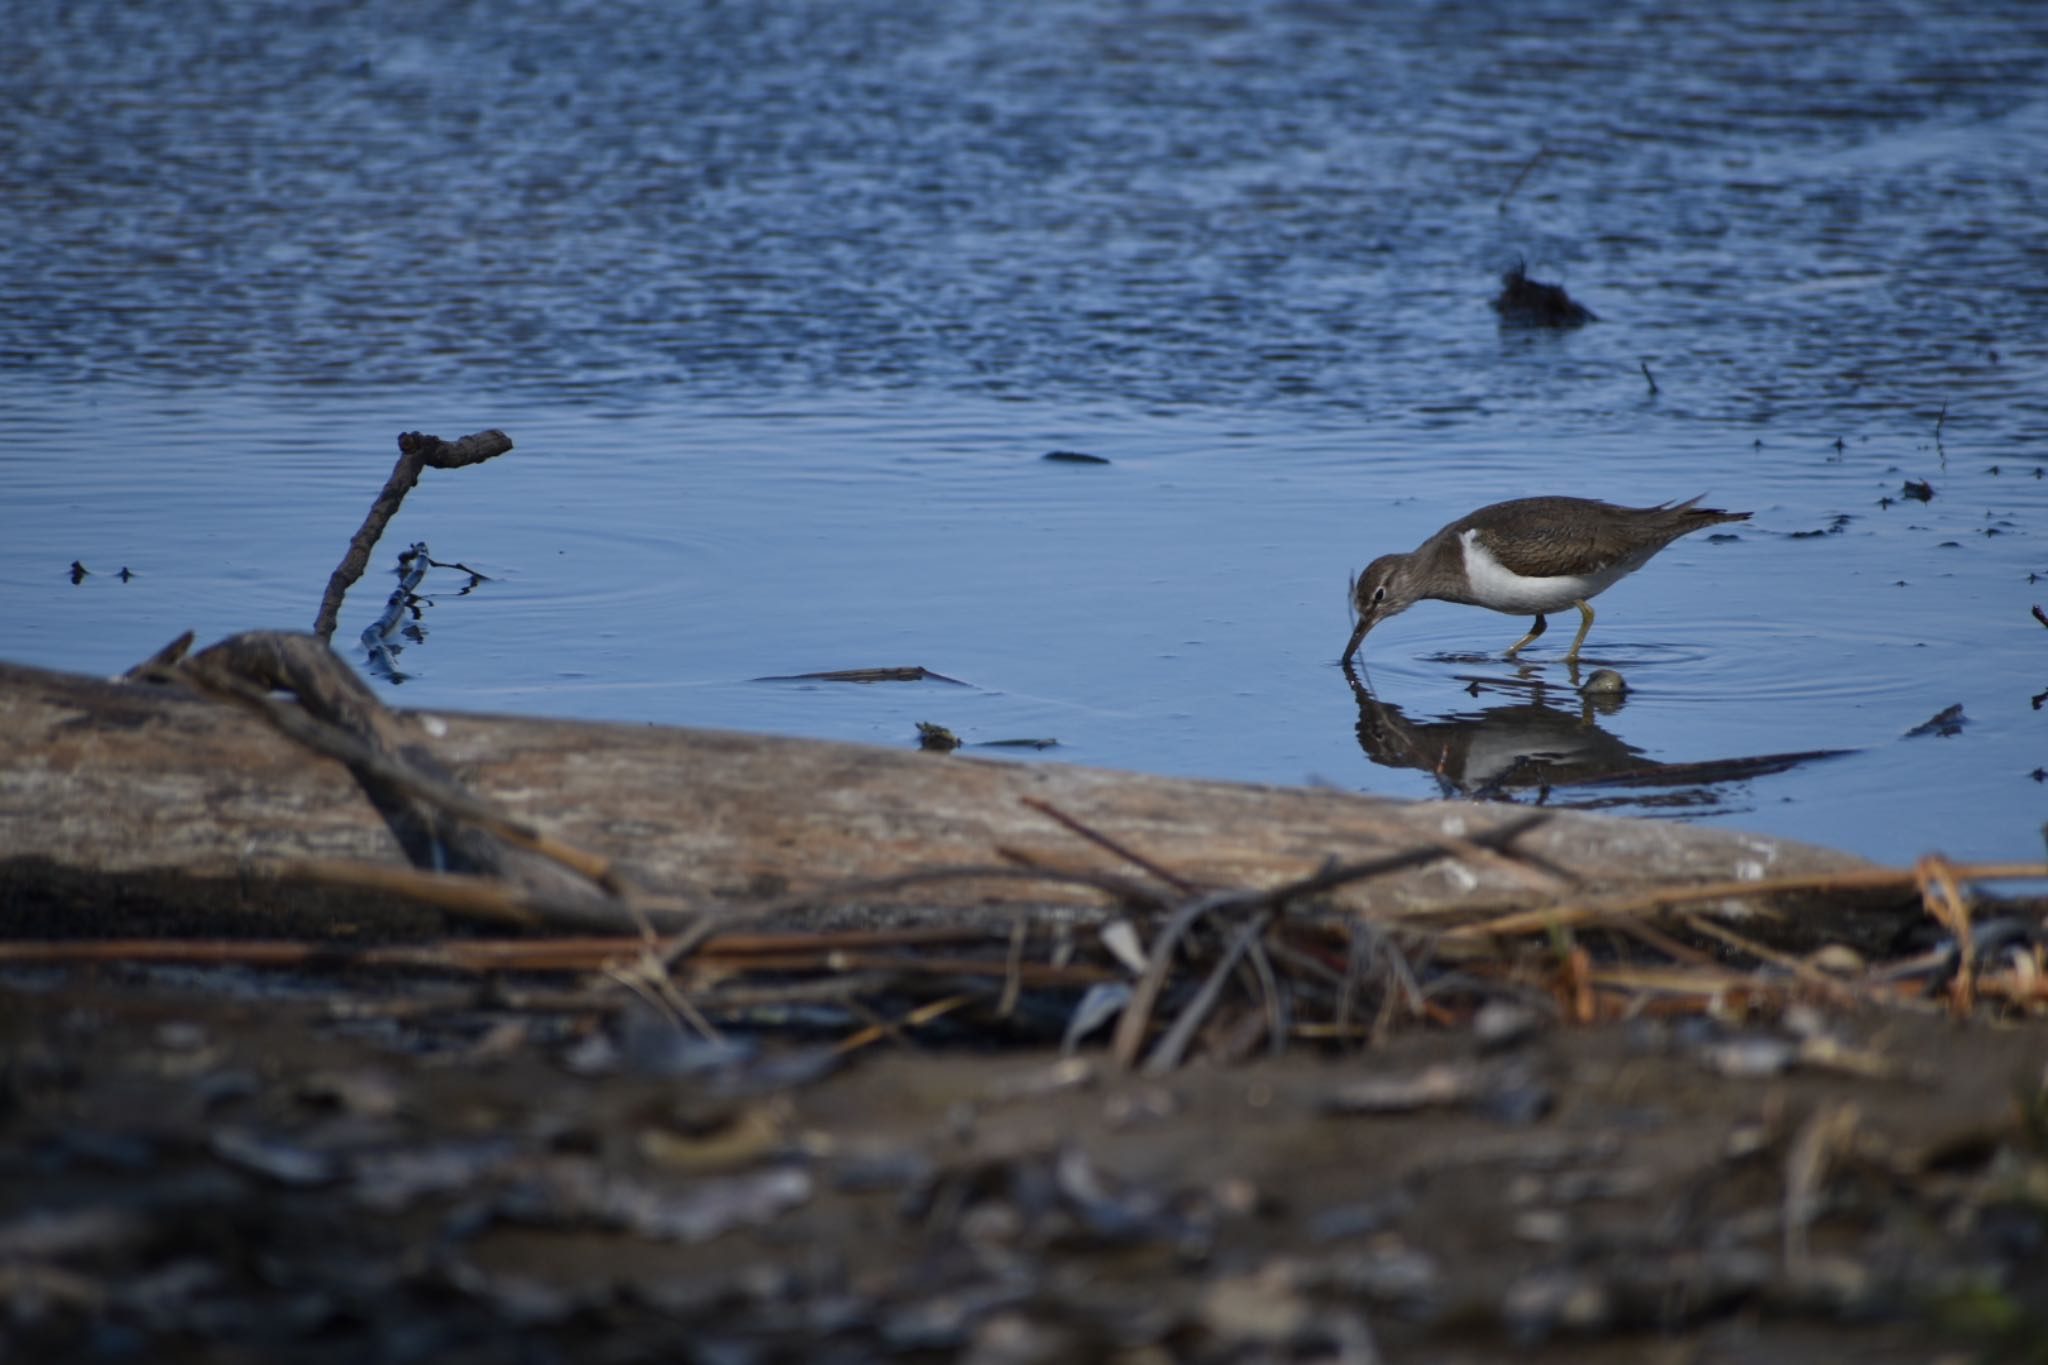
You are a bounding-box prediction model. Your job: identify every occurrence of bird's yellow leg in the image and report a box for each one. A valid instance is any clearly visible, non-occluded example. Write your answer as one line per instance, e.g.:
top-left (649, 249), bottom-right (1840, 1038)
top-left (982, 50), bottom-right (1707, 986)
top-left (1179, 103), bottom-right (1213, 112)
top-left (1561, 600), bottom-right (1596, 663)
top-left (1503, 613), bottom-right (1548, 659)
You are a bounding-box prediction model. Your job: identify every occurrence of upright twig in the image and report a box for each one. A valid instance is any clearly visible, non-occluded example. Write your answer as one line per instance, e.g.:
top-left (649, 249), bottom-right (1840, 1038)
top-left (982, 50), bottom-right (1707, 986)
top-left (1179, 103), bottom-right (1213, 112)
top-left (1498, 146), bottom-right (1548, 211)
top-left (313, 429), bottom-right (513, 643)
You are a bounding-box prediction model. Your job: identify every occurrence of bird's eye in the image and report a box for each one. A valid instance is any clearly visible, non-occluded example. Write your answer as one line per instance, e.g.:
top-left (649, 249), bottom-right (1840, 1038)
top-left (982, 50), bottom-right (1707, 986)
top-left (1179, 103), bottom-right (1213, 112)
top-left (1372, 587), bottom-right (1387, 604)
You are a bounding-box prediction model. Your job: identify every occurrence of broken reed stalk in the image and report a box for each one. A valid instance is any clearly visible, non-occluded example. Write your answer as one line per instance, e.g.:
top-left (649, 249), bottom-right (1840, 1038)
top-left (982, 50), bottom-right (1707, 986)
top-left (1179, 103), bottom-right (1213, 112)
top-left (1916, 854), bottom-right (1976, 1015)
top-left (997, 918), bottom-right (1029, 1018)
top-left (604, 956), bottom-right (723, 1043)
top-left (286, 859), bottom-right (686, 933)
top-left (0, 926), bottom-right (1037, 976)
top-left (1440, 857), bottom-right (2047, 941)
top-left (1109, 810), bottom-right (1555, 1068)
top-left (1143, 911), bottom-right (1273, 1074)
top-left (313, 428), bottom-right (514, 643)
top-left (994, 845), bottom-right (1175, 911)
top-left (1678, 913), bottom-right (1867, 1009)
top-left (653, 861), bottom-right (1184, 973)
top-left (1247, 932), bottom-right (1287, 1057)
top-left (834, 994), bottom-right (976, 1055)
top-left (1111, 890), bottom-right (1243, 1070)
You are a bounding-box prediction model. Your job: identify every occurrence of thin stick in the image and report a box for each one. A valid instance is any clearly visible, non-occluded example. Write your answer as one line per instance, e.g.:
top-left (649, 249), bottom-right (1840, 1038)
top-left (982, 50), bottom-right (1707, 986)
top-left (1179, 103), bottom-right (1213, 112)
top-left (656, 862), bottom-right (1151, 972)
top-left (282, 860), bottom-right (545, 927)
top-left (995, 845), bottom-right (1173, 911)
top-left (1111, 890), bottom-right (1238, 1069)
top-left (1247, 933), bottom-right (1288, 1057)
top-left (1143, 911), bottom-right (1271, 1075)
top-left (834, 994), bottom-right (975, 1055)
top-left (1021, 797), bottom-right (1198, 894)
top-left (1917, 854), bottom-right (1974, 1015)
top-left (693, 952), bottom-right (1111, 985)
top-left (1441, 860), bottom-right (2047, 941)
top-left (1611, 916), bottom-right (1722, 969)
top-left (314, 429), bottom-right (513, 642)
top-left (997, 918), bottom-right (1028, 1018)
top-left (1499, 146), bottom-right (1548, 211)
top-left (1263, 810), bottom-right (1556, 911)
top-left (1680, 914), bottom-right (1864, 1009)
top-left (0, 926), bottom-right (1030, 976)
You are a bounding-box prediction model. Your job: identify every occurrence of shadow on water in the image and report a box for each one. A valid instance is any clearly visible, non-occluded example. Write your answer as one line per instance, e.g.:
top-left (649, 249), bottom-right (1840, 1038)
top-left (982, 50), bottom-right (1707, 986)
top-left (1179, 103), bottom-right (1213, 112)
top-left (1342, 662), bottom-right (1853, 816)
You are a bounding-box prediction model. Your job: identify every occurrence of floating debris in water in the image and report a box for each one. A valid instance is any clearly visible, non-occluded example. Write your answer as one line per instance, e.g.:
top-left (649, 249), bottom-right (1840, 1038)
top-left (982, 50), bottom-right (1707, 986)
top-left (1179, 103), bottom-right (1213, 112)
top-left (1493, 261), bottom-right (1596, 327)
top-left (914, 724), bottom-right (1057, 752)
top-left (1904, 704), bottom-right (1966, 739)
top-left (1042, 450), bottom-right (1110, 465)
top-left (1900, 479), bottom-right (1936, 502)
top-left (755, 666), bottom-right (970, 685)
top-left (1789, 514), bottom-right (1853, 538)
top-left (68, 560), bottom-right (89, 584)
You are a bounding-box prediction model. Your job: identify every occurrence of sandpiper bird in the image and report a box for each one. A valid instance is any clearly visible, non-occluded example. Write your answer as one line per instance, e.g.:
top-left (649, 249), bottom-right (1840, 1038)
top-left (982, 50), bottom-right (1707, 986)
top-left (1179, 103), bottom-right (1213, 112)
top-left (1341, 495), bottom-right (1751, 665)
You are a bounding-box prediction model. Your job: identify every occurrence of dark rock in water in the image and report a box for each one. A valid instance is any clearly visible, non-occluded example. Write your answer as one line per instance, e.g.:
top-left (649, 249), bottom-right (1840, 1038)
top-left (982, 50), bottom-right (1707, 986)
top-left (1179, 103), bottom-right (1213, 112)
top-left (1494, 261), bottom-right (1597, 328)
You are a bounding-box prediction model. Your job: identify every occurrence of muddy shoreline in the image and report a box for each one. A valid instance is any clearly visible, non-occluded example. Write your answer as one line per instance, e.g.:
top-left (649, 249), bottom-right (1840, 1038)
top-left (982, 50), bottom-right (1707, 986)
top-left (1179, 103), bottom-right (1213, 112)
top-left (7, 963), bottom-right (2045, 1362)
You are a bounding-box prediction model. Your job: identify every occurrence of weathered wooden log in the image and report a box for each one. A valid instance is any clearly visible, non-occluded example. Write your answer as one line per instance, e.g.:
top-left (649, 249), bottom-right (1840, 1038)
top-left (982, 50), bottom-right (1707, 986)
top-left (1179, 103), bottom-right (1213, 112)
top-left (0, 656), bottom-right (1886, 940)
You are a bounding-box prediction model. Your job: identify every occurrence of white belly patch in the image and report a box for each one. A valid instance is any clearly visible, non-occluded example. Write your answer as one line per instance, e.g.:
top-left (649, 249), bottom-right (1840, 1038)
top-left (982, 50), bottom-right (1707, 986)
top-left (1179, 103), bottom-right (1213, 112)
top-left (1459, 530), bottom-right (1634, 614)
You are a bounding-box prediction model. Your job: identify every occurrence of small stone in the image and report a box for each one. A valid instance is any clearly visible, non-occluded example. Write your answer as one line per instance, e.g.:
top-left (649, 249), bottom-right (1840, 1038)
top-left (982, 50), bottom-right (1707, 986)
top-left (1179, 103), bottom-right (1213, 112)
top-left (1474, 999), bottom-right (1546, 1051)
top-left (1807, 944), bottom-right (1866, 975)
top-left (1514, 1209), bottom-right (1570, 1244)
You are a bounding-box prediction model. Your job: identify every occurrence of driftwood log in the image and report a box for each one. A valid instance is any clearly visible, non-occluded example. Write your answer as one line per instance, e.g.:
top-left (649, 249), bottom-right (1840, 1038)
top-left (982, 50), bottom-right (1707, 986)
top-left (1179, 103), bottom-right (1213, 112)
top-left (0, 651), bottom-right (1895, 943)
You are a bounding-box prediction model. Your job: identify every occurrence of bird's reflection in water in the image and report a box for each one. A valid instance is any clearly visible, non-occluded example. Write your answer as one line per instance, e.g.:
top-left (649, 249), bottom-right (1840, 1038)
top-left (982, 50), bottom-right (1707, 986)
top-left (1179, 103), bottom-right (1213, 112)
top-left (1340, 663), bottom-right (1848, 811)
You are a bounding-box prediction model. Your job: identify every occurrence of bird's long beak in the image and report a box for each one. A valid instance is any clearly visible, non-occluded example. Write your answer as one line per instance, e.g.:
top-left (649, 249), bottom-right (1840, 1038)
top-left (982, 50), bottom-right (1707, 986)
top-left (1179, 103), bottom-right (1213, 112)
top-left (1341, 618), bottom-right (1369, 665)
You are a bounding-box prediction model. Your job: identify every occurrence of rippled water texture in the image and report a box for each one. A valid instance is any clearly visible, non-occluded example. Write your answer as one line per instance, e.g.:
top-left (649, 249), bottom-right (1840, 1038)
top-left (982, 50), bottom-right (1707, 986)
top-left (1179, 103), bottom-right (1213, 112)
top-left (4, 0), bottom-right (2046, 865)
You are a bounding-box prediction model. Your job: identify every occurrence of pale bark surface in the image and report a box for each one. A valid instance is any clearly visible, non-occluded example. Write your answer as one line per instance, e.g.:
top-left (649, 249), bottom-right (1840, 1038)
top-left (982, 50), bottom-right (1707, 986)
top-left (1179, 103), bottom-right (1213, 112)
top-left (1, 658), bottom-right (1873, 935)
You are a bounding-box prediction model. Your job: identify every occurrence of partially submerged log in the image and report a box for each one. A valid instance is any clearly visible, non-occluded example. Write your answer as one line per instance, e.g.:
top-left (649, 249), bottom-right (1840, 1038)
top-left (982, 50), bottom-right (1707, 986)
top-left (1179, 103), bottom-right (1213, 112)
top-left (0, 655), bottom-right (1890, 941)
